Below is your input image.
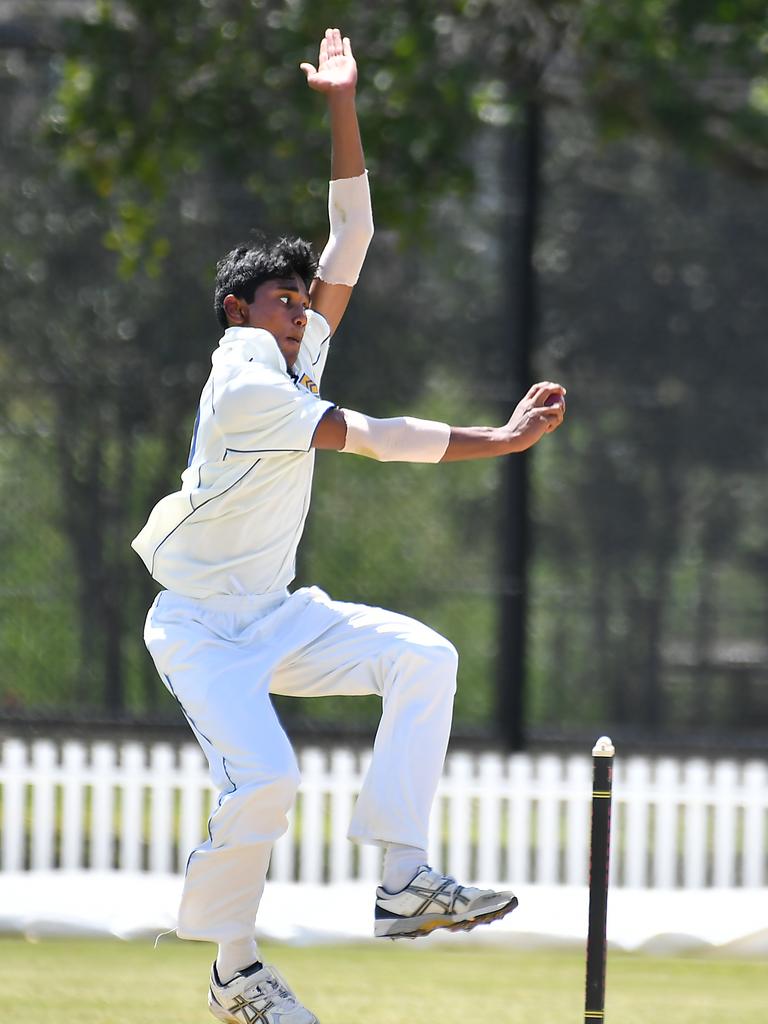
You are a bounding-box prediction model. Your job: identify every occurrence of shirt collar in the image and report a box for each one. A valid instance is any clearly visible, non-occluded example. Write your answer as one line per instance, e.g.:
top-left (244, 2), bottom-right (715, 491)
top-left (217, 326), bottom-right (287, 374)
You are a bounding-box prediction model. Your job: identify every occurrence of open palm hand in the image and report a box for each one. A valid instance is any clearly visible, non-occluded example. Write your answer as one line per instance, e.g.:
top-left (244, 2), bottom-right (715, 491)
top-left (300, 27), bottom-right (357, 93)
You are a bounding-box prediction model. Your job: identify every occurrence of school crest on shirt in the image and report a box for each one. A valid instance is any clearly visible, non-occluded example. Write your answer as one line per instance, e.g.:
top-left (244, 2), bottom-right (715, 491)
top-left (297, 372), bottom-right (319, 395)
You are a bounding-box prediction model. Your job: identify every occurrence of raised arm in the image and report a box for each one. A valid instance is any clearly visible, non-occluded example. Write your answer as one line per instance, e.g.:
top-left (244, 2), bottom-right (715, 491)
top-left (312, 382), bottom-right (567, 460)
top-left (301, 28), bottom-right (373, 335)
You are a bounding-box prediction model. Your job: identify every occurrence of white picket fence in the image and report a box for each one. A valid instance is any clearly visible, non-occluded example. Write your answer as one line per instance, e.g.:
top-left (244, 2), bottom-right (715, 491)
top-left (1, 737), bottom-right (766, 888)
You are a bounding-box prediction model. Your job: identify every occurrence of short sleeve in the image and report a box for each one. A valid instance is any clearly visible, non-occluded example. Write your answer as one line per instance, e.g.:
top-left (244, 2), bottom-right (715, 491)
top-left (300, 309), bottom-right (332, 382)
top-left (216, 364), bottom-right (334, 453)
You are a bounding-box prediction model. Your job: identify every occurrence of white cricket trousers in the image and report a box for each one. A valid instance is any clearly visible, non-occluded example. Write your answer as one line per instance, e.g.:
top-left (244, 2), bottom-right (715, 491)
top-left (144, 585), bottom-right (458, 947)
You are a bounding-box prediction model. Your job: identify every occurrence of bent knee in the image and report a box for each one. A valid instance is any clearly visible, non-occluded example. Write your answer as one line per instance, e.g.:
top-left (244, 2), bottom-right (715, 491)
top-left (434, 638), bottom-right (459, 696)
top-left (231, 751), bottom-right (301, 808)
top-left (264, 754), bottom-right (302, 804)
top-left (418, 631), bottom-right (459, 675)
top-left (391, 630), bottom-right (459, 693)
top-left (218, 762), bottom-right (300, 842)
top-left (435, 635), bottom-right (459, 674)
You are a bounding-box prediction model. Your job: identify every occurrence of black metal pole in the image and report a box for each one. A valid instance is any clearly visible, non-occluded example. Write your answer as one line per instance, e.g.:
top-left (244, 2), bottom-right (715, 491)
top-left (497, 98), bottom-right (541, 752)
top-left (584, 736), bottom-right (615, 1023)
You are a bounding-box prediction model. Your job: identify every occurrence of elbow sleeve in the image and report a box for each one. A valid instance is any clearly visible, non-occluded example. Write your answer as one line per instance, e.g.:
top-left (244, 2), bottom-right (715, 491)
top-left (340, 409), bottom-right (450, 463)
top-left (317, 172), bottom-right (374, 287)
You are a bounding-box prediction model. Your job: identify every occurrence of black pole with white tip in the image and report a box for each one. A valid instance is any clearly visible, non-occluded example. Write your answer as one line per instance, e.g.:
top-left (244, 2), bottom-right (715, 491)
top-left (584, 735), bottom-right (615, 1023)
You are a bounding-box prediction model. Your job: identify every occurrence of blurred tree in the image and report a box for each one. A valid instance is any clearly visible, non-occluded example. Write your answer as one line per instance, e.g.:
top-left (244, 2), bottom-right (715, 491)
top-left (529, 107), bottom-right (768, 736)
top-left (0, 41), bottom-right (233, 713)
top-left (47, 1), bottom-right (768, 263)
top-left (3, 0), bottom-right (767, 737)
top-left (1, 8), bottom-right (507, 720)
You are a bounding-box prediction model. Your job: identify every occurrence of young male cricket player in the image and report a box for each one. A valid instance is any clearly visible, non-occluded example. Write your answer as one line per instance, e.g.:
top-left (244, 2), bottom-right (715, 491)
top-left (133, 28), bottom-right (566, 1024)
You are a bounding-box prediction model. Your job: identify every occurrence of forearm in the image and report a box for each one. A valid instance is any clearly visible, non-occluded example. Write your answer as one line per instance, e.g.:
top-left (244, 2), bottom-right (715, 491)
top-left (327, 91), bottom-right (365, 179)
top-left (315, 410), bottom-right (535, 462)
top-left (439, 426), bottom-right (523, 462)
top-left (315, 97), bottom-right (373, 290)
top-left (341, 418), bottom-right (527, 463)
top-left (313, 381), bottom-right (565, 457)
top-left (313, 404), bottom-right (563, 460)
top-left (304, 30), bottom-right (372, 324)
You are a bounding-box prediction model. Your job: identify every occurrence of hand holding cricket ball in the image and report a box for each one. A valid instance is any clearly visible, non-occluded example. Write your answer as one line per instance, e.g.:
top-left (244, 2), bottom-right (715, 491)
top-left (505, 381), bottom-right (566, 450)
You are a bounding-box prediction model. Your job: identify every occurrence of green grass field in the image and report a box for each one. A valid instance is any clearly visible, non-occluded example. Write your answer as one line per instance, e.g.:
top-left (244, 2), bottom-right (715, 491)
top-left (2, 935), bottom-right (765, 1023)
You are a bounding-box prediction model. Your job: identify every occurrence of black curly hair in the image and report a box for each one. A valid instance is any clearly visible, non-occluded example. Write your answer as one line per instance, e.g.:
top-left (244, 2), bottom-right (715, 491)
top-left (214, 236), bottom-right (318, 329)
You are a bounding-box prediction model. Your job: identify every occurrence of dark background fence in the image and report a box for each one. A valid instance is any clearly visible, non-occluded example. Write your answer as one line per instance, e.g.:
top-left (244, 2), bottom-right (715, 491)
top-left (1, 2), bottom-right (766, 752)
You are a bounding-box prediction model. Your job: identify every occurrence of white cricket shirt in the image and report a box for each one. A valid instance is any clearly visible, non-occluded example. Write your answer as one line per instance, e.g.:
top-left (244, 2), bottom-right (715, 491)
top-left (132, 310), bottom-right (334, 598)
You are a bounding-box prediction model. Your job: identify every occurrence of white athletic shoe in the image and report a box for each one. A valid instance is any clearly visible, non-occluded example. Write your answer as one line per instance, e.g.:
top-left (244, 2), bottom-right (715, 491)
top-left (374, 866), bottom-right (518, 940)
top-left (208, 961), bottom-right (319, 1024)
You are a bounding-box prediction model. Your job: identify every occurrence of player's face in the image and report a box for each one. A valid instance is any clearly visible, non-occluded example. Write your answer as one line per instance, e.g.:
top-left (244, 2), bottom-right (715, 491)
top-left (242, 274), bottom-right (310, 369)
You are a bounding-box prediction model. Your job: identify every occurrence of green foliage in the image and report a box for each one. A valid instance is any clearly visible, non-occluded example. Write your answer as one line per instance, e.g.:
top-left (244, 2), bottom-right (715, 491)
top-left (579, 0), bottom-right (768, 173)
top-left (294, 386), bottom-right (503, 730)
top-left (527, 106), bottom-right (768, 730)
top-left (1, 24), bottom-right (509, 725)
top-left (48, 0), bottom-right (768, 271)
top-left (3, 0), bottom-right (768, 737)
top-left (0, 439), bottom-right (79, 711)
top-left (49, 0), bottom-right (491, 269)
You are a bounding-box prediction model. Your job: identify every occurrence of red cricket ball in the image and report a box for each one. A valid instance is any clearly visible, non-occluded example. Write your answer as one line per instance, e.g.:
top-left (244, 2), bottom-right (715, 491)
top-left (544, 392), bottom-right (565, 407)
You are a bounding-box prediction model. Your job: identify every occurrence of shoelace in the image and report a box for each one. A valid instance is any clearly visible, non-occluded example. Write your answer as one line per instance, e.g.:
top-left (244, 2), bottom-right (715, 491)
top-left (431, 872), bottom-right (485, 897)
top-left (245, 973), bottom-right (294, 1005)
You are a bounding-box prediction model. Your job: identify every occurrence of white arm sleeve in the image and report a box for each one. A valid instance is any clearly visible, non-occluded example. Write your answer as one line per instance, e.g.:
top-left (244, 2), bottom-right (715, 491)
top-left (316, 172), bottom-right (374, 286)
top-left (340, 408), bottom-right (450, 463)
